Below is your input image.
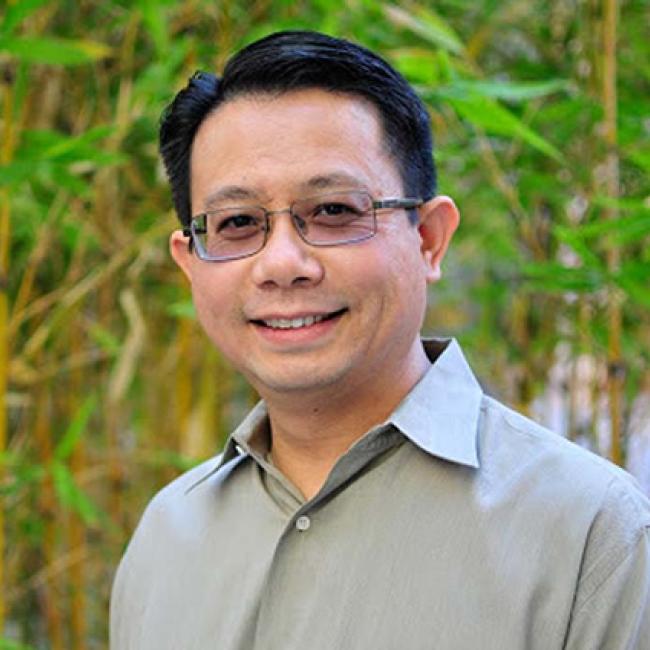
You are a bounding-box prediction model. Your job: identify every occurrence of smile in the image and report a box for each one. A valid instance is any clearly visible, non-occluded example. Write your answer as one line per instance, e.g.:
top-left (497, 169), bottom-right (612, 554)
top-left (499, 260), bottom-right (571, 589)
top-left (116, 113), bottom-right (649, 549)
top-left (253, 308), bottom-right (347, 330)
top-left (264, 315), bottom-right (326, 329)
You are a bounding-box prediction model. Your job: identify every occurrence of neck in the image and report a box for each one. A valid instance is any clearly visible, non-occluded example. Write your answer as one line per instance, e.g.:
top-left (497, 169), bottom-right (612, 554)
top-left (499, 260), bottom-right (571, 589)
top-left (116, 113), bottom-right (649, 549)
top-left (259, 342), bottom-right (430, 500)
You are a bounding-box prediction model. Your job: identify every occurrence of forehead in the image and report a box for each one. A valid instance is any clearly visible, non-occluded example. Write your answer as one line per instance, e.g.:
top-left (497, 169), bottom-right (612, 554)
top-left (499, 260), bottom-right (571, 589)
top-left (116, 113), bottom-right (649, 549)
top-left (189, 89), bottom-right (401, 208)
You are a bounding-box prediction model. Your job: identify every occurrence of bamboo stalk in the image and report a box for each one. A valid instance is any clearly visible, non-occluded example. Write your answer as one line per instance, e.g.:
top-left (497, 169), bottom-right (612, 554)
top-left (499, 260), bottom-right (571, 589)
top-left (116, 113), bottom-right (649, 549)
top-left (602, 0), bottom-right (624, 466)
top-left (66, 263), bottom-right (87, 649)
top-left (0, 61), bottom-right (18, 637)
top-left (34, 380), bottom-right (65, 650)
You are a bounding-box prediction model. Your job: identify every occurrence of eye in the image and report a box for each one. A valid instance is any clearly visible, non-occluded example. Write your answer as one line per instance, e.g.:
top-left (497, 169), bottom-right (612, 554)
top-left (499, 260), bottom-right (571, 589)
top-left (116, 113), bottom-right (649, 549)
top-left (218, 214), bottom-right (256, 230)
top-left (211, 212), bottom-right (262, 239)
top-left (312, 201), bottom-right (363, 224)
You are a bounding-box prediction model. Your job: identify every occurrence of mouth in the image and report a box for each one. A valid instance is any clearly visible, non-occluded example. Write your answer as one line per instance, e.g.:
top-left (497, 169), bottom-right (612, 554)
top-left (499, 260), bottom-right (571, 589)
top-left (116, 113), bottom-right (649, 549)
top-left (251, 308), bottom-right (347, 330)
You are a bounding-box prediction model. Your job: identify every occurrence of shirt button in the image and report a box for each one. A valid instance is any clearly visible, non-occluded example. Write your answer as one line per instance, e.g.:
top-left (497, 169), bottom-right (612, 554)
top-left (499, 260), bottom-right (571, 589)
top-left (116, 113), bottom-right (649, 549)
top-left (295, 515), bottom-right (311, 531)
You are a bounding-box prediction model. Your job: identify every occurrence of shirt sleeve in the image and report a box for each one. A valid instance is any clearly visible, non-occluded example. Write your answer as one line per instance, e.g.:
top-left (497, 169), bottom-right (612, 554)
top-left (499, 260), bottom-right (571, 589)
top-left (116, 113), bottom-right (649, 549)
top-left (564, 476), bottom-right (650, 649)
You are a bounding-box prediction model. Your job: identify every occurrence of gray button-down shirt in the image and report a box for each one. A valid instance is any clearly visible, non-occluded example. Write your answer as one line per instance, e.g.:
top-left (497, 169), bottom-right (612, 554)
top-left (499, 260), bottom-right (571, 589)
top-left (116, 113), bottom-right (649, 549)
top-left (110, 339), bottom-right (650, 649)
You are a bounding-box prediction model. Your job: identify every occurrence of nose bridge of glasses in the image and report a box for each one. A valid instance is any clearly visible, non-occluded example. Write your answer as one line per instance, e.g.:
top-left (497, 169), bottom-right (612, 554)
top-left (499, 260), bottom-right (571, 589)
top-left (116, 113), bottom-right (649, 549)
top-left (264, 205), bottom-right (308, 236)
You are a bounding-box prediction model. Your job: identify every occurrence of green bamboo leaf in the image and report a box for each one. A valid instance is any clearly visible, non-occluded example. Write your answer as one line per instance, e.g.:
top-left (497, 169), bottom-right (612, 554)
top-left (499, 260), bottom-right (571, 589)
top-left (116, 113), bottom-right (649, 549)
top-left (51, 461), bottom-right (102, 526)
top-left (88, 324), bottom-right (122, 355)
top-left (55, 394), bottom-right (97, 461)
top-left (138, 0), bottom-right (170, 54)
top-left (1, 126), bottom-right (123, 191)
top-left (553, 226), bottom-right (603, 268)
top-left (383, 4), bottom-right (464, 55)
top-left (521, 262), bottom-right (603, 292)
top-left (0, 638), bottom-right (38, 650)
top-left (0, 160), bottom-right (34, 186)
top-left (42, 124), bottom-right (115, 159)
top-left (0, 36), bottom-right (112, 65)
top-left (557, 210), bottom-right (650, 243)
top-left (167, 300), bottom-right (197, 320)
top-left (627, 149), bottom-right (650, 172)
top-left (592, 195), bottom-right (650, 215)
top-left (151, 449), bottom-right (203, 472)
top-left (1, 0), bottom-right (50, 36)
top-left (50, 166), bottom-right (92, 195)
top-left (434, 91), bottom-right (564, 161)
top-left (439, 79), bottom-right (570, 102)
top-left (615, 265), bottom-right (650, 307)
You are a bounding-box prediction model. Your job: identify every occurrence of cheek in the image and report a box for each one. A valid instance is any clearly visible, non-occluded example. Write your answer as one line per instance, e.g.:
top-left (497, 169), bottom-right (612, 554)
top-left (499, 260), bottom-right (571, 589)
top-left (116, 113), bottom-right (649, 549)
top-left (190, 275), bottom-right (237, 337)
top-left (363, 236), bottom-right (427, 300)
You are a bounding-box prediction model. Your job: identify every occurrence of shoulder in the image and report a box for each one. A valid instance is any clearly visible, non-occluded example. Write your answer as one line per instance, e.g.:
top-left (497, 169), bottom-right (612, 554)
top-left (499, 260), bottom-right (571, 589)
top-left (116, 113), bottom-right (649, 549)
top-left (110, 454), bottom-right (232, 600)
top-left (480, 394), bottom-right (644, 493)
top-left (477, 394), bottom-right (650, 534)
top-left (131, 452), bottom-right (247, 537)
top-left (113, 454), bottom-right (233, 574)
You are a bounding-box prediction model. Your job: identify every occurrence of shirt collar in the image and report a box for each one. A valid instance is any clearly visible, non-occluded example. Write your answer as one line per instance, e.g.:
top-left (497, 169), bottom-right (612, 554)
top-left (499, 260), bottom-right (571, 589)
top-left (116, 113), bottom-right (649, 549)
top-left (218, 338), bottom-right (482, 471)
top-left (389, 338), bottom-right (482, 468)
top-left (219, 401), bottom-right (270, 467)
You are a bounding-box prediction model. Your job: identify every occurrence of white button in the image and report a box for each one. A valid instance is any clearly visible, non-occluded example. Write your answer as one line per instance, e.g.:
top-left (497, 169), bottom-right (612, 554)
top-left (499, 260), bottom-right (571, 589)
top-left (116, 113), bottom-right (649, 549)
top-left (295, 515), bottom-right (311, 531)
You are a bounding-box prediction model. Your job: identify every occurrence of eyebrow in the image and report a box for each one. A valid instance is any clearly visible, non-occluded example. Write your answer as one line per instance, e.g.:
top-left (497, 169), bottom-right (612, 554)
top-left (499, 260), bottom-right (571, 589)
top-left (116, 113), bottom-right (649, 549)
top-left (202, 172), bottom-right (368, 212)
top-left (203, 186), bottom-right (259, 211)
top-left (299, 172), bottom-right (367, 192)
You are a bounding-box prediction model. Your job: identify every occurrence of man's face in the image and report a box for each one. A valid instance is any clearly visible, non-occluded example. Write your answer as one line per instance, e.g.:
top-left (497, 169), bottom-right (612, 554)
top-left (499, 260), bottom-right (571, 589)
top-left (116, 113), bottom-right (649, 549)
top-left (171, 89), bottom-right (458, 400)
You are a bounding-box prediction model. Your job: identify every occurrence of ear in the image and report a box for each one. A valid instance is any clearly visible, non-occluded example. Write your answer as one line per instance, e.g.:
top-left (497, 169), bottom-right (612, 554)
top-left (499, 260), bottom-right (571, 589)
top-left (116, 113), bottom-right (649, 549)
top-left (169, 229), bottom-right (195, 282)
top-left (417, 196), bottom-right (460, 284)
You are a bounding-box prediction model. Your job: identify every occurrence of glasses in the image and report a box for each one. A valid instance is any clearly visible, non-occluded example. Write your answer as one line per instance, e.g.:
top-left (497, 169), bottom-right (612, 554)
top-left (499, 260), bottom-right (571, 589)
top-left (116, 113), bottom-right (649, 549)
top-left (183, 190), bottom-right (422, 262)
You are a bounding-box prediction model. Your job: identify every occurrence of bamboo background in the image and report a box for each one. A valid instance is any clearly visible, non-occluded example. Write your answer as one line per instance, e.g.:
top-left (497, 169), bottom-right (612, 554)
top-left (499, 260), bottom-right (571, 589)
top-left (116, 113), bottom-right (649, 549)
top-left (2, 0), bottom-right (649, 647)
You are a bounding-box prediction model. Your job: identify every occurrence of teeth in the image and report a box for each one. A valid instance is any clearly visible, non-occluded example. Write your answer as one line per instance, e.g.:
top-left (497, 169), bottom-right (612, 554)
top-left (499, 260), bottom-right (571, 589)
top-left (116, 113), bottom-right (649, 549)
top-left (264, 314), bottom-right (326, 329)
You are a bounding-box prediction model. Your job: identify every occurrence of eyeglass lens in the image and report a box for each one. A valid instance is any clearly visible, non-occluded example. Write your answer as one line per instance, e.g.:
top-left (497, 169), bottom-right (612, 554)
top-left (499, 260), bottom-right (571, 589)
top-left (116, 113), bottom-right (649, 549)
top-left (193, 191), bottom-right (376, 261)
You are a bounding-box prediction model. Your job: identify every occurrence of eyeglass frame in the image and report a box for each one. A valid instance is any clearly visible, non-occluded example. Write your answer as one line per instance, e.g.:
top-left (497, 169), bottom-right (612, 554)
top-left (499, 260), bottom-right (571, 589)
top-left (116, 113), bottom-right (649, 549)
top-left (182, 190), bottom-right (423, 262)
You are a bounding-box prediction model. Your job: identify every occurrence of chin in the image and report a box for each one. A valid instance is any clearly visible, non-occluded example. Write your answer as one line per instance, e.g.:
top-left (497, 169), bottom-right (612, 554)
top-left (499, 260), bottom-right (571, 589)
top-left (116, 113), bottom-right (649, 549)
top-left (248, 364), bottom-right (352, 397)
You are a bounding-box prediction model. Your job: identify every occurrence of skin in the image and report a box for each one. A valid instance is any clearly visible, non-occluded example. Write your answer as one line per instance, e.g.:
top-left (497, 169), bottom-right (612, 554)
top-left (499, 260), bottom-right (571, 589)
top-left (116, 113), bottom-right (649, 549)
top-left (170, 89), bottom-right (459, 498)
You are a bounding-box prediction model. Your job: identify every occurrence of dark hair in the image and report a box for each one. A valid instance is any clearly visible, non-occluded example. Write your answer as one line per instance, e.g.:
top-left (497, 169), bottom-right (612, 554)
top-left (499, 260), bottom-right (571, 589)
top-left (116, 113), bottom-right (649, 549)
top-left (160, 30), bottom-right (436, 227)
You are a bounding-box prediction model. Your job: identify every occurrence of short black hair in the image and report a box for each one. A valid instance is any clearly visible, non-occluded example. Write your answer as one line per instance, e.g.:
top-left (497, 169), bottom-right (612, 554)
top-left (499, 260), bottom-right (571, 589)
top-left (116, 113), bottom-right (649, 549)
top-left (160, 30), bottom-right (436, 227)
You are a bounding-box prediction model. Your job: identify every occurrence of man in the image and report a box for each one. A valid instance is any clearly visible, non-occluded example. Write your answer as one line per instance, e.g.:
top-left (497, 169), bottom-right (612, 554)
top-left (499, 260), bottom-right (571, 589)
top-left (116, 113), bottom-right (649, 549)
top-left (110, 31), bottom-right (650, 649)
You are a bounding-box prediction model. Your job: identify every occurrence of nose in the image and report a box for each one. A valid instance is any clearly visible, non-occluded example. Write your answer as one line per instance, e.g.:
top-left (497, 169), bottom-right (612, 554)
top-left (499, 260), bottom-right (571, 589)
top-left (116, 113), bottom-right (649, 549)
top-left (249, 211), bottom-right (324, 289)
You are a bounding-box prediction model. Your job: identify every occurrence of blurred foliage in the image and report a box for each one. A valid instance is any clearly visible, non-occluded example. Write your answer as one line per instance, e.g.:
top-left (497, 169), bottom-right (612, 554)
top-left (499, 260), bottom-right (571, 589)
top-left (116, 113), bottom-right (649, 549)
top-left (1, 0), bottom-right (649, 647)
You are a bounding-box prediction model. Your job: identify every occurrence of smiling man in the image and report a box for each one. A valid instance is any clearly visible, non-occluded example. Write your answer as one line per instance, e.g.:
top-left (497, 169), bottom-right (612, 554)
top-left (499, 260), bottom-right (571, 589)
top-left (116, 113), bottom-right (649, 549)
top-left (110, 32), bottom-right (650, 649)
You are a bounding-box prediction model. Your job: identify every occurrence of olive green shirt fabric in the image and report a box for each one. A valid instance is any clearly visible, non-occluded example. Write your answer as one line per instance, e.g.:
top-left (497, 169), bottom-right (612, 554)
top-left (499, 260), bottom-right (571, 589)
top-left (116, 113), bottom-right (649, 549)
top-left (110, 339), bottom-right (650, 649)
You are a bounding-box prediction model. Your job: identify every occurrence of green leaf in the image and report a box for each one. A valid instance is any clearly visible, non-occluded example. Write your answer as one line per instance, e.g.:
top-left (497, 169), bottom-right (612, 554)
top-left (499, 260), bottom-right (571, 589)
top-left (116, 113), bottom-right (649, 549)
top-left (521, 261), bottom-right (604, 292)
top-left (383, 4), bottom-right (464, 55)
top-left (88, 324), bottom-right (122, 355)
top-left (0, 160), bottom-right (34, 186)
top-left (0, 638), bottom-right (38, 650)
top-left (615, 261), bottom-right (650, 307)
top-left (434, 90), bottom-right (564, 161)
top-left (139, 0), bottom-right (170, 54)
top-left (149, 449), bottom-right (204, 472)
top-left (41, 124), bottom-right (115, 159)
top-left (438, 79), bottom-right (570, 102)
top-left (0, 36), bottom-right (112, 65)
top-left (51, 461), bottom-right (102, 526)
top-left (557, 208), bottom-right (650, 245)
top-left (554, 226), bottom-right (603, 269)
top-left (626, 148), bottom-right (650, 172)
top-left (0, 0), bottom-right (50, 36)
top-left (17, 126), bottom-right (121, 165)
top-left (54, 394), bottom-right (97, 461)
top-left (167, 300), bottom-right (197, 319)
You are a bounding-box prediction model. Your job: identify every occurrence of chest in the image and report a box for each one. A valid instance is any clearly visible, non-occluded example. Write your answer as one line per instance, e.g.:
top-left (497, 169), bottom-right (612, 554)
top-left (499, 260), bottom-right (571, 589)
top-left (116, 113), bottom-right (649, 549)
top-left (129, 455), bottom-right (581, 650)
